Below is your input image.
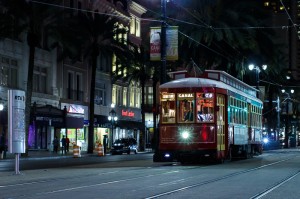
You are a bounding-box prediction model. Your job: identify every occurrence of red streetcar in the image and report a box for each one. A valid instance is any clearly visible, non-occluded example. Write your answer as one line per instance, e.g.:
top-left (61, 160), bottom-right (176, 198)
top-left (153, 70), bottom-right (263, 163)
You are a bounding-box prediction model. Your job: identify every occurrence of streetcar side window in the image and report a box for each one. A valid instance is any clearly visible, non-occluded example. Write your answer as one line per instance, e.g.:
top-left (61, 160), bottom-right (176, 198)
top-left (161, 93), bottom-right (176, 123)
top-left (196, 92), bottom-right (214, 122)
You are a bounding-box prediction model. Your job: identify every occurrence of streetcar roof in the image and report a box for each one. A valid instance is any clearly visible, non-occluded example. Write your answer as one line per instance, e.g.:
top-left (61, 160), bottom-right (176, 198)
top-left (160, 77), bottom-right (262, 104)
top-left (160, 78), bottom-right (217, 89)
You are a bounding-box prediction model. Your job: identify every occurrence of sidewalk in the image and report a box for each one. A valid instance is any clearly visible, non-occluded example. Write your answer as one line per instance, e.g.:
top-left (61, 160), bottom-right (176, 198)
top-left (1, 148), bottom-right (153, 161)
top-left (1, 150), bottom-right (93, 161)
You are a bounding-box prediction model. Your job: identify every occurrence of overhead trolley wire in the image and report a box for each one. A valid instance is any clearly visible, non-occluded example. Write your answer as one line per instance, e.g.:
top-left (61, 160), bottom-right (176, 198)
top-left (279, 0), bottom-right (300, 39)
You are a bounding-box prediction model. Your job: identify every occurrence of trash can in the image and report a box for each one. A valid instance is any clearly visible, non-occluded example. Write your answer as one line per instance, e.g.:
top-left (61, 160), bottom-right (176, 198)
top-left (73, 145), bottom-right (81, 158)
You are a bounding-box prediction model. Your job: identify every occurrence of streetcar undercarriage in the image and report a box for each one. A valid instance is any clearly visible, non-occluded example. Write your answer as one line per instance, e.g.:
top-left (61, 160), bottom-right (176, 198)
top-left (153, 143), bottom-right (262, 163)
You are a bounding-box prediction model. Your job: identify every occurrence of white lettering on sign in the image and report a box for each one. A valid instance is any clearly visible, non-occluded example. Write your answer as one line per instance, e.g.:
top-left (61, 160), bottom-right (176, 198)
top-left (162, 93), bottom-right (175, 99)
top-left (178, 93), bottom-right (194, 98)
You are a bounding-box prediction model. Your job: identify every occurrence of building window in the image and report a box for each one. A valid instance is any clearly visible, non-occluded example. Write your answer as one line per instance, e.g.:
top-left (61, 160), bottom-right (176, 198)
top-left (136, 87), bottom-right (141, 108)
top-left (117, 87), bottom-right (122, 106)
top-left (135, 19), bottom-right (140, 37)
top-left (146, 86), bottom-right (153, 105)
top-left (130, 86), bottom-right (134, 107)
top-left (0, 56), bottom-right (18, 87)
top-left (67, 71), bottom-right (83, 101)
top-left (123, 88), bottom-right (127, 106)
top-left (95, 82), bottom-right (106, 106)
top-left (98, 52), bottom-right (110, 72)
top-left (130, 16), bottom-right (135, 35)
top-left (130, 16), bottom-right (141, 37)
top-left (112, 85), bottom-right (117, 105)
top-left (33, 66), bottom-right (47, 93)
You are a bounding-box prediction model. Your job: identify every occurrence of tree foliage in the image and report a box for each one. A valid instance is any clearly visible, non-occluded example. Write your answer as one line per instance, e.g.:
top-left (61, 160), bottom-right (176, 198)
top-left (0, 0), bottom-right (61, 154)
top-left (58, 11), bottom-right (132, 153)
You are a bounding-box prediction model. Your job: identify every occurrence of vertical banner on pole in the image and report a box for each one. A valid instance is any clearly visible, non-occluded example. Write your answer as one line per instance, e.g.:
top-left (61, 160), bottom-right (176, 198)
top-left (150, 26), bottom-right (178, 61)
top-left (8, 89), bottom-right (26, 174)
top-left (150, 27), bottom-right (161, 61)
top-left (166, 26), bottom-right (178, 61)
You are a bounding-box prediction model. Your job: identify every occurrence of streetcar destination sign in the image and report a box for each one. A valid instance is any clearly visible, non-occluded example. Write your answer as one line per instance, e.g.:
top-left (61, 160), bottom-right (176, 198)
top-left (178, 93), bottom-right (194, 98)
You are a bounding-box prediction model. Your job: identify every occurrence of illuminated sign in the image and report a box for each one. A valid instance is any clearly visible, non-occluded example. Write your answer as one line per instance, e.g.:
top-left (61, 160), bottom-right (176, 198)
top-left (67, 105), bottom-right (85, 114)
top-left (205, 93), bottom-right (213, 98)
top-left (162, 93), bottom-right (175, 99)
top-left (178, 93), bottom-right (194, 98)
top-left (197, 93), bottom-right (213, 98)
top-left (122, 110), bottom-right (135, 117)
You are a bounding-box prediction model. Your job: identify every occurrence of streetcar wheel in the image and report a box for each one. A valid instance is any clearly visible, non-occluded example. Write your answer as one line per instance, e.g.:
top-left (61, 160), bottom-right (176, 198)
top-left (153, 153), bottom-right (162, 162)
top-left (216, 157), bottom-right (224, 164)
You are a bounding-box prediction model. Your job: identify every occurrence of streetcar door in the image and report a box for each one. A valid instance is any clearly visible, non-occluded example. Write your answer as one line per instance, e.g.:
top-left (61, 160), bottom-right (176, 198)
top-left (217, 94), bottom-right (225, 151)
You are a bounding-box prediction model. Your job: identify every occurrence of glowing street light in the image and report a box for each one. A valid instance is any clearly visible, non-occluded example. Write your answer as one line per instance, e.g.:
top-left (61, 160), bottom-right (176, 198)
top-left (248, 64), bottom-right (267, 98)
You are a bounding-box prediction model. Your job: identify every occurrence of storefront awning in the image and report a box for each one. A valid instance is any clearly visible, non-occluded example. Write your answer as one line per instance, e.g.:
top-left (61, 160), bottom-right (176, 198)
top-left (116, 120), bottom-right (145, 131)
top-left (66, 116), bottom-right (84, 128)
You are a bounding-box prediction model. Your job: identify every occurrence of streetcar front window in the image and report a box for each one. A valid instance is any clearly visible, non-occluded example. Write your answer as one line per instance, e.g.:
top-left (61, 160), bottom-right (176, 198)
top-left (177, 93), bottom-right (195, 123)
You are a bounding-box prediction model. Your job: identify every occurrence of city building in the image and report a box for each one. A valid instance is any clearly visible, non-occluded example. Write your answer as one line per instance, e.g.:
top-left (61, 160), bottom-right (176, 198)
top-left (0, 0), bottom-right (147, 152)
top-left (263, 0), bottom-right (300, 146)
top-left (263, 0), bottom-right (300, 81)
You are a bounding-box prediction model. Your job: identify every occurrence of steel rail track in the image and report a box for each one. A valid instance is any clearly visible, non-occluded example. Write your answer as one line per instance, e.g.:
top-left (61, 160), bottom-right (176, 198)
top-left (144, 157), bottom-right (296, 199)
top-left (2, 154), bottom-right (298, 199)
top-left (249, 170), bottom-right (300, 199)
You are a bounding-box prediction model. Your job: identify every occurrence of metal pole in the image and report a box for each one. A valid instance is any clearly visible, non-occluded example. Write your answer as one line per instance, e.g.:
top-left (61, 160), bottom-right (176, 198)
top-left (256, 69), bottom-right (259, 98)
top-left (277, 96), bottom-right (280, 141)
top-left (160, 0), bottom-right (166, 84)
top-left (15, 153), bottom-right (20, 175)
top-left (111, 123), bottom-right (114, 147)
top-left (285, 98), bottom-right (289, 148)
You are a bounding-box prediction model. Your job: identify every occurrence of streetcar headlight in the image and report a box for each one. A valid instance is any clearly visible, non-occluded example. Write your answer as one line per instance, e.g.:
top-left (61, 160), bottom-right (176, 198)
top-left (164, 153), bottom-right (170, 158)
top-left (181, 131), bottom-right (190, 139)
top-left (263, 137), bottom-right (269, 144)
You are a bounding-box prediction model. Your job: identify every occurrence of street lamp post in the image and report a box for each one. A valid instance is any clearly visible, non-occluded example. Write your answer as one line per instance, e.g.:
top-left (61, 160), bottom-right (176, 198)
top-left (108, 104), bottom-right (118, 147)
top-left (248, 64), bottom-right (267, 98)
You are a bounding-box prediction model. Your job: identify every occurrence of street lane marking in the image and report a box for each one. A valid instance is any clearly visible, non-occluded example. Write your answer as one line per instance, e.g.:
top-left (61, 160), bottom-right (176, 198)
top-left (250, 170), bottom-right (300, 199)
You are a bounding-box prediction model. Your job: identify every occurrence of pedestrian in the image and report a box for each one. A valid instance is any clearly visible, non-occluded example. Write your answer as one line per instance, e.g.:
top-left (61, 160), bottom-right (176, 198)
top-left (52, 136), bottom-right (59, 154)
top-left (65, 136), bottom-right (70, 152)
top-left (0, 133), bottom-right (6, 159)
top-left (61, 135), bottom-right (67, 154)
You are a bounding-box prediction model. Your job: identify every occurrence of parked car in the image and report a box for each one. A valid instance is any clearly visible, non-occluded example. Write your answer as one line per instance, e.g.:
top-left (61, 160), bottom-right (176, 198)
top-left (111, 138), bottom-right (138, 155)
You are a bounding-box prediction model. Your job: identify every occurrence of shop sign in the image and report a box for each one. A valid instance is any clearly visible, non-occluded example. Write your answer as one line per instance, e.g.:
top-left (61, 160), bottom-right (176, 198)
top-left (68, 105), bottom-right (84, 114)
top-left (122, 110), bottom-right (135, 117)
top-left (8, 89), bottom-right (26, 154)
top-left (36, 117), bottom-right (63, 123)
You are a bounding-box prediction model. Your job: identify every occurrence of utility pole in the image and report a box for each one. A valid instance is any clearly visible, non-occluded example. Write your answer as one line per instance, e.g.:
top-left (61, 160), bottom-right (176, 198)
top-left (154, 0), bottom-right (167, 157)
top-left (160, 0), bottom-right (166, 84)
top-left (276, 96), bottom-right (280, 141)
